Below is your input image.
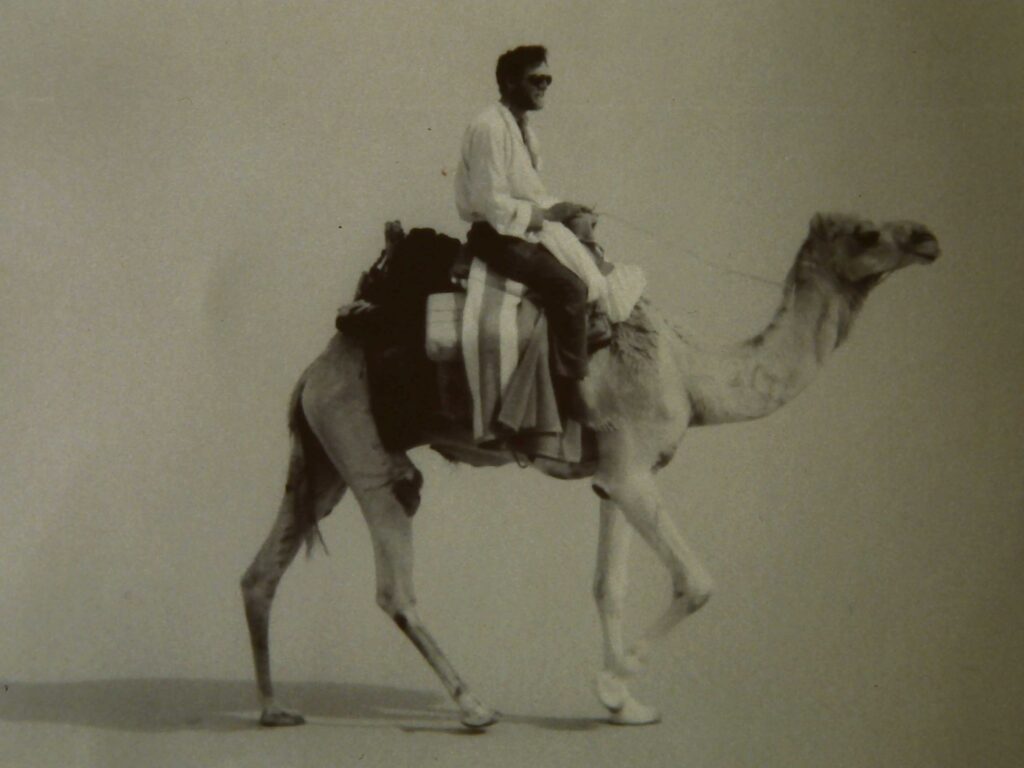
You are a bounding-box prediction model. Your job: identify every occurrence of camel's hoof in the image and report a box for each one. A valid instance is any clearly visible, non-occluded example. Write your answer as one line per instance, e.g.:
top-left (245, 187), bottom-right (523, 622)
top-left (460, 710), bottom-right (498, 730)
top-left (259, 707), bottom-right (306, 727)
top-left (457, 693), bottom-right (497, 729)
top-left (597, 672), bottom-right (661, 726)
top-left (608, 698), bottom-right (661, 726)
top-left (596, 671), bottom-right (628, 710)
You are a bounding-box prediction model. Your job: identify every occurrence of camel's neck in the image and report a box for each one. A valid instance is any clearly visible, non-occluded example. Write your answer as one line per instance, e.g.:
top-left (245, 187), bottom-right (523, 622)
top-left (684, 248), bottom-right (859, 426)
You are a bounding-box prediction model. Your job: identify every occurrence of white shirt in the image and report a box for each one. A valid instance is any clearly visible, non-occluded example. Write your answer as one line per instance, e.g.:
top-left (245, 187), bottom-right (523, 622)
top-left (455, 102), bottom-right (558, 238)
top-left (454, 102), bottom-right (645, 320)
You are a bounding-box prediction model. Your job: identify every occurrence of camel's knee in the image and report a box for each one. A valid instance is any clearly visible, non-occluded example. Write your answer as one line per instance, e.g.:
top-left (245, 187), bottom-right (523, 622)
top-left (674, 580), bottom-right (713, 615)
top-left (375, 586), bottom-right (416, 619)
top-left (375, 588), bottom-right (396, 616)
top-left (240, 563), bottom-right (264, 596)
top-left (240, 566), bottom-right (277, 604)
top-left (593, 574), bottom-right (626, 615)
top-left (379, 596), bottom-right (426, 645)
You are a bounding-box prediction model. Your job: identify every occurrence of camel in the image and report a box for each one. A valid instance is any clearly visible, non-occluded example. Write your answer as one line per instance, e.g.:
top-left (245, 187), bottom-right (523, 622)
top-left (241, 212), bottom-right (939, 728)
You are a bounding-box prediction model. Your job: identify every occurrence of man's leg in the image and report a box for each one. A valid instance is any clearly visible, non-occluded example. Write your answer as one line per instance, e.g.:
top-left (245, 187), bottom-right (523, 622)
top-left (468, 224), bottom-right (589, 417)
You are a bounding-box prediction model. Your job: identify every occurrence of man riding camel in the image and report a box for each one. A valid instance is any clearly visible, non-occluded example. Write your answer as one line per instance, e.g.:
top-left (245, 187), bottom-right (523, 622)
top-left (455, 45), bottom-right (618, 422)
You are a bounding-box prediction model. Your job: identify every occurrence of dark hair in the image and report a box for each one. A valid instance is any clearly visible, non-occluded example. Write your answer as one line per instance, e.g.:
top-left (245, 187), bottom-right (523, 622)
top-left (495, 45), bottom-right (547, 95)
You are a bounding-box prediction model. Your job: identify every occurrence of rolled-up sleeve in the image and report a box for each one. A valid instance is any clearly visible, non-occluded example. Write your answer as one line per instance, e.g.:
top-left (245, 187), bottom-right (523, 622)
top-left (461, 120), bottom-right (535, 238)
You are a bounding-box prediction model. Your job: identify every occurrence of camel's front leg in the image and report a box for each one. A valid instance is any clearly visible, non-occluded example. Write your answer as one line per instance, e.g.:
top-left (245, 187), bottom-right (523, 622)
top-left (594, 499), bottom-right (632, 676)
top-left (597, 469), bottom-right (713, 682)
top-left (592, 499), bottom-right (662, 725)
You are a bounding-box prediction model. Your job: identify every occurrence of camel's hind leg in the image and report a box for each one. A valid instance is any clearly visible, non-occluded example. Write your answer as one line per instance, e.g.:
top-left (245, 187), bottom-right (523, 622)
top-left (240, 437), bottom-right (345, 727)
top-left (353, 484), bottom-right (497, 728)
top-left (301, 338), bottom-right (495, 729)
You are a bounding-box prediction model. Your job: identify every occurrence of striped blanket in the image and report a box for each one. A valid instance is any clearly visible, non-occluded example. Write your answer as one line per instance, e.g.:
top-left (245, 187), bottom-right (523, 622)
top-left (460, 259), bottom-right (582, 463)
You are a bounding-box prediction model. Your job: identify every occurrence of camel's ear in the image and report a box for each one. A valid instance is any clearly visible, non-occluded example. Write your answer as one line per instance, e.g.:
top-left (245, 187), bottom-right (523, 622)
top-left (810, 213), bottom-right (830, 238)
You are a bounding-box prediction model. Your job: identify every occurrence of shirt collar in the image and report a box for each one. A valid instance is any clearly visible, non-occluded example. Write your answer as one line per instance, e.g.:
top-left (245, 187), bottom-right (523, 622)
top-left (496, 102), bottom-right (540, 169)
top-left (497, 101), bottom-right (526, 129)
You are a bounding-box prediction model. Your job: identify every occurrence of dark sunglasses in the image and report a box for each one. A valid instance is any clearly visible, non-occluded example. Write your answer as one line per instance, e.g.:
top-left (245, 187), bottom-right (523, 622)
top-left (527, 74), bottom-right (553, 87)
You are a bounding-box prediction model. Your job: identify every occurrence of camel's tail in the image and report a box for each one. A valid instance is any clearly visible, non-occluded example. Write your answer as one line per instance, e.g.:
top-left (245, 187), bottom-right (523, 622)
top-left (286, 372), bottom-right (345, 556)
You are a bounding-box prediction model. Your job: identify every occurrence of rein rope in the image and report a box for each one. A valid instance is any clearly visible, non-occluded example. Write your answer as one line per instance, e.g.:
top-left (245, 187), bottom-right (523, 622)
top-left (596, 210), bottom-right (785, 288)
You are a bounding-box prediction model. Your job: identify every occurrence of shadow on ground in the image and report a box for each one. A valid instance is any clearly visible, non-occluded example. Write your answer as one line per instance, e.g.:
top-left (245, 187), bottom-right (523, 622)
top-left (0, 679), bottom-right (604, 734)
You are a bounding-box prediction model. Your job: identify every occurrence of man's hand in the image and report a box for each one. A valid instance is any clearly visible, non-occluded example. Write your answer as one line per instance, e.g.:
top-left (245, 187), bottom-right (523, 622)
top-left (544, 202), bottom-right (592, 223)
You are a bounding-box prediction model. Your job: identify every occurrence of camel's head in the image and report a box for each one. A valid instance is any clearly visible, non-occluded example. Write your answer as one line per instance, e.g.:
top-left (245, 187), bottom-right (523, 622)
top-left (805, 213), bottom-right (940, 292)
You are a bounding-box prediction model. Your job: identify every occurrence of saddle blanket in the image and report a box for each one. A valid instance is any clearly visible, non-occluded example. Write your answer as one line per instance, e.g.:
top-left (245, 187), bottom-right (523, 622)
top-left (425, 255), bottom-right (644, 464)
top-left (447, 258), bottom-right (583, 462)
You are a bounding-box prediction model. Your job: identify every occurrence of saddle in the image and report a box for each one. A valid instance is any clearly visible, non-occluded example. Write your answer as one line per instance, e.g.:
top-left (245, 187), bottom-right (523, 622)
top-left (336, 222), bottom-right (610, 455)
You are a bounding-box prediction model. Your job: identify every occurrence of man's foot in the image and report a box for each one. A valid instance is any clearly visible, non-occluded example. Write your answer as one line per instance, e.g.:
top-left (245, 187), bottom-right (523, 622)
top-left (557, 379), bottom-right (616, 432)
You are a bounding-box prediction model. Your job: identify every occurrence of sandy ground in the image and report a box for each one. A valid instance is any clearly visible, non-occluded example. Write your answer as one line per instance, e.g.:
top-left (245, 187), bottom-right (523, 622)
top-left (0, 677), bottom-right (752, 768)
top-left (3, 646), bottom-right (1021, 768)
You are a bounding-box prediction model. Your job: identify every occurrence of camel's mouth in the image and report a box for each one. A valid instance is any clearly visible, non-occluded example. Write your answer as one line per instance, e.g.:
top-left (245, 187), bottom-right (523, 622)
top-left (854, 270), bottom-right (890, 291)
top-left (891, 224), bottom-right (941, 264)
top-left (847, 226), bottom-right (940, 287)
top-left (910, 233), bottom-right (940, 263)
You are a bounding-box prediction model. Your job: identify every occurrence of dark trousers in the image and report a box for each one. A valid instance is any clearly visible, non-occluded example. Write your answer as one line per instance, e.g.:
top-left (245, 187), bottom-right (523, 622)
top-left (467, 222), bottom-right (588, 380)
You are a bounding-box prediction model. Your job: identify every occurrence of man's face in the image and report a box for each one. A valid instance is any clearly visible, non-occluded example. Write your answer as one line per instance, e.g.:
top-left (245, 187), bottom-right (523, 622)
top-left (507, 61), bottom-right (552, 112)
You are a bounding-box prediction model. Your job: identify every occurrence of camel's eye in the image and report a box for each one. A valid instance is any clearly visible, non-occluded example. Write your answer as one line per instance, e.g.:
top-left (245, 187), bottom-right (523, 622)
top-left (854, 228), bottom-right (880, 248)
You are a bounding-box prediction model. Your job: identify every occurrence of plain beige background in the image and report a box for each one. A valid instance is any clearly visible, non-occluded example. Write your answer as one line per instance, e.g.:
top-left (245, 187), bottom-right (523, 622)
top-left (2, 1), bottom-right (1022, 766)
